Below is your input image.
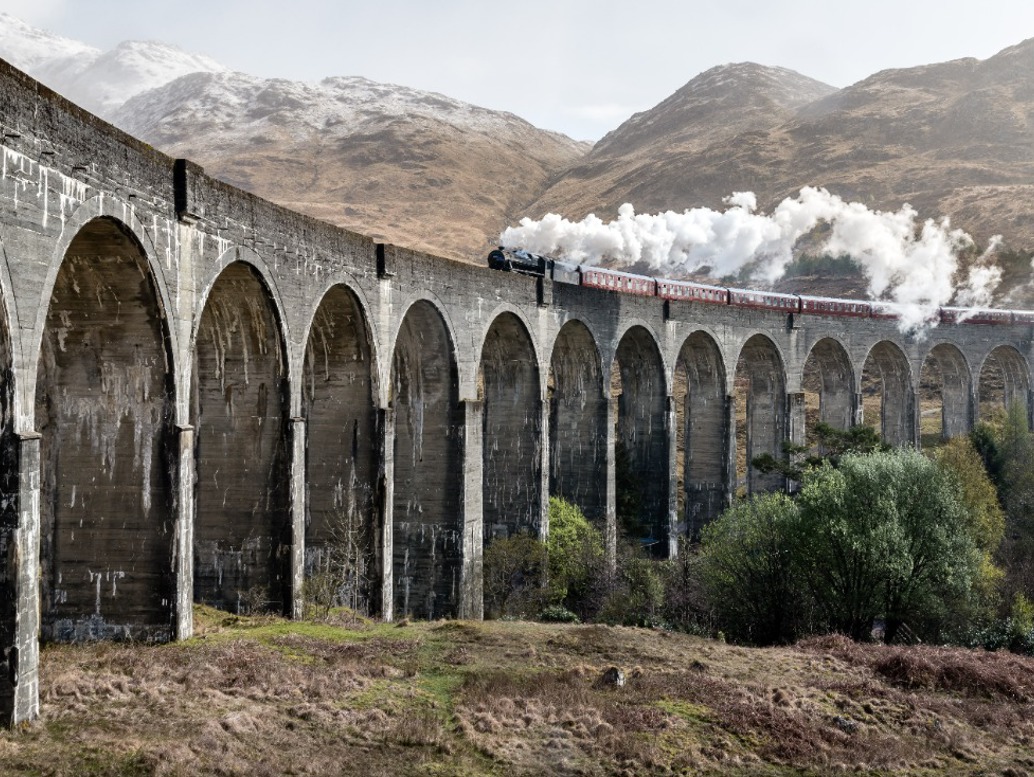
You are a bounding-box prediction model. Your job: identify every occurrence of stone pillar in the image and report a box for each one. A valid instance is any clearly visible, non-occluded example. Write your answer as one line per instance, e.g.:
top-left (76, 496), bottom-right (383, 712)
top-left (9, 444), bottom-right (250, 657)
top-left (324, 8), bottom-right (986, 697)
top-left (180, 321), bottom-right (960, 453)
top-left (604, 389), bottom-right (617, 572)
top-left (852, 392), bottom-right (864, 428)
top-left (538, 397), bottom-right (550, 541)
top-left (786, 392), bottom-right (806, 492)
top-left (724, 394), bottom-right (737, 507)
top-left (459, 400), bottom-right (484, 620)
top-left (174, 425), bottom-right (195, 640)
top-left (4, 433), bottom-right (41, 725)
top-left (377, 407), bottom-right (395, 622)
top-left (289, 417), bottom-right (306, 619)
top-left (666, 394), bottom-right (679, 559)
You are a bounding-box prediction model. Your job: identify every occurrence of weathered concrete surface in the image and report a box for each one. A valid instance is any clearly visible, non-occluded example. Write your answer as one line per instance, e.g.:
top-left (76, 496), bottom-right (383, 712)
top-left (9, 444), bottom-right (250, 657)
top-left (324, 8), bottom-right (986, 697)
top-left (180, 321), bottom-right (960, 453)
top-left (0, 58), bottom-right (1034, 725)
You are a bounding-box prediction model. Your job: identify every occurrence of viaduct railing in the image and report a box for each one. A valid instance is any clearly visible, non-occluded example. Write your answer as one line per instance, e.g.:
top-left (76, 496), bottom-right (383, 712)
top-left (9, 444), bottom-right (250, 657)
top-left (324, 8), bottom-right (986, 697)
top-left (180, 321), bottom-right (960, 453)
top-left (0, 59), bottom-right (1031, 724)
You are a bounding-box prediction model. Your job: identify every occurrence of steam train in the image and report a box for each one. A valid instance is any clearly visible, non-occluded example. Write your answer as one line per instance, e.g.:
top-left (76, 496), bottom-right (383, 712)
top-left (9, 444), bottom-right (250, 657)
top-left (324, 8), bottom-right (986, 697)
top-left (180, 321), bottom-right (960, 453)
top-left (488, 247), bottom-right (1034, 326)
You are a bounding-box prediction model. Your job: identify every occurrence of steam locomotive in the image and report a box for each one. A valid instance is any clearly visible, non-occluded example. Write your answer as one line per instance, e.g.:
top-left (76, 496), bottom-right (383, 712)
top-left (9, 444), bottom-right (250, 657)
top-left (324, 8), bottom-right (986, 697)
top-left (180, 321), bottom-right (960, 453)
top-left (487, 246), bottom-right (1034, 326)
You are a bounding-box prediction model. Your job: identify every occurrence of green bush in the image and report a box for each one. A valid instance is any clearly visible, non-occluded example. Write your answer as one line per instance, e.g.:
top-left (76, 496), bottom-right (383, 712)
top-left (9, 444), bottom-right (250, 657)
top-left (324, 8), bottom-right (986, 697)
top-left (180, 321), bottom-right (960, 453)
top-left (546, 497), bottom-right (605, 618)
top-left (482, 533), bottom-right (549, 619)
top-left (700, 492), bottom-right (807, 645)
top-left (537, 604), bottom-right (580, 624)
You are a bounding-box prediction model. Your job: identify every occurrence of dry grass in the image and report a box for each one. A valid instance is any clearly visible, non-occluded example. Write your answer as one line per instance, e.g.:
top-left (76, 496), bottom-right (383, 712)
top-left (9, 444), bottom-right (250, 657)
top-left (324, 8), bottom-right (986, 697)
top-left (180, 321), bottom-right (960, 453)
top-left (2, 611), bottom-right (1034, 775)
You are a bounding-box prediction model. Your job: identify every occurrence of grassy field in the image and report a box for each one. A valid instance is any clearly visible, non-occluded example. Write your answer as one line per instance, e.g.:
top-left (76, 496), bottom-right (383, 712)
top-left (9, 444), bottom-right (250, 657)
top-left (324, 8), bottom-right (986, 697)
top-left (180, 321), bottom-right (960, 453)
top-left (2, 607), bottom-right (1033, 776)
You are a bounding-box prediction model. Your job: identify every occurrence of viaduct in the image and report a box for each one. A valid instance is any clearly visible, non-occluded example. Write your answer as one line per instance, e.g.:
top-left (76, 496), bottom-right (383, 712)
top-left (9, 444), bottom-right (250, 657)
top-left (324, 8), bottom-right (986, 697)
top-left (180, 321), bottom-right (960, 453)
top-left (0, 59), bottom-right (1030, 725)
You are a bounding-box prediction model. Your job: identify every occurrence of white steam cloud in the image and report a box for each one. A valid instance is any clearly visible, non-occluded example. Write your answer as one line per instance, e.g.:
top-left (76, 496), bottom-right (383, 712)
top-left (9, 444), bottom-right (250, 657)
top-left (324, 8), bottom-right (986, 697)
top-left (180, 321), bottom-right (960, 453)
top-left (500, 187), bottom-right (1002, 333)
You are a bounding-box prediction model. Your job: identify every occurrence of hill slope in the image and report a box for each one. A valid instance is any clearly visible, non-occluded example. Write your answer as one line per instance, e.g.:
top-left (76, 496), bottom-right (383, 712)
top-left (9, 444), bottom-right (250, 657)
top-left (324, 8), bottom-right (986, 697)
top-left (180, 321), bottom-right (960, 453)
top-left (2, 610), bottom-right (1032, 776)
top-left (114, 71), bottom-right (587, 262)
top-left (534, 42), bottom-right (1034, 257)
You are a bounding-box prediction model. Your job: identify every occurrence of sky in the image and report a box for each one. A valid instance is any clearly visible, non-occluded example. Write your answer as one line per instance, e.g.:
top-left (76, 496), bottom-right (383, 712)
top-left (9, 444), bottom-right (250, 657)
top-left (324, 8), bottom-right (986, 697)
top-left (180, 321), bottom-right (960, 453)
top-left (2, 0), bottom-right (1033, 140)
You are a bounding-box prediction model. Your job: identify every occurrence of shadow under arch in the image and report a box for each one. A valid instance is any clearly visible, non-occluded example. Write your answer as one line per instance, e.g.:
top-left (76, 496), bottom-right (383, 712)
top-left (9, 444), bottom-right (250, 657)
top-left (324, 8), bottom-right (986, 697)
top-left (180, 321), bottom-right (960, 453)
top-left (861, 340), bottom-right (915, 447)
top-left (36, 216), bottom-right (176, 641)
top-left (802, 337), bottom-right (856, 447)
top-left (548, 319), bottom-right (606, 527)
top-left (391, 298), bottom-right (462, 620)
top-left (302, 283), bottom-right (380, 616)
top-left (191, 261), bottom-right (290, 615)
top-left (919, 343), bottom-right (973, 445)
top-left (978, 345), bottom-right (1031, 426)
top-left (734, 334), bottom-right (786, 495)
top-left (614, 324), bottom-right (668, 556)
top-left (480, 311), bottom-right (542, 543)
top-left (674, 330), bottom-right (727, 540)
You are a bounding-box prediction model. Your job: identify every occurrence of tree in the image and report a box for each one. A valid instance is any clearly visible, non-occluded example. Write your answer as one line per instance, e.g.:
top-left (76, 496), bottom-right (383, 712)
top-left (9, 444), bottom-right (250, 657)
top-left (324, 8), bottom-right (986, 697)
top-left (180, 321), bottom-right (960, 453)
top-left (932, 436), bottom-right (1006, 633)
top-left (753, 422), bottom-right (886, 482)
top-left (795, 449), bottom-right (983, 642)
top-left (971, 402), bottom-right (1034, 601)
top-left (699, 492), bottom-right (808, 645)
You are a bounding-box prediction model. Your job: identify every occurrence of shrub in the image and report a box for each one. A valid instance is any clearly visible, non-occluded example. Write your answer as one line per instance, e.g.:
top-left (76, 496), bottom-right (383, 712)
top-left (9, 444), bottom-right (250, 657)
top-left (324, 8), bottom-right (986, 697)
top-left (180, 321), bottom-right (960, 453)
top-left (537, 605), bottom-right (580, 624)
top-left (546, 497), bottom-right (605, 618)
top-left (599, 544), bottom-right (664, 627)
top-left (482, 533), bottom-right (549, 619)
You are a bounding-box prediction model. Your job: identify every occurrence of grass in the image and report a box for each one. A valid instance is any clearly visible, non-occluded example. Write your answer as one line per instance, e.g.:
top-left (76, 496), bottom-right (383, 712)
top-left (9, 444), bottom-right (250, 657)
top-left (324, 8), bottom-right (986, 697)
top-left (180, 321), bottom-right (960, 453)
top-left (2, 608), bottom-right (1034, 775)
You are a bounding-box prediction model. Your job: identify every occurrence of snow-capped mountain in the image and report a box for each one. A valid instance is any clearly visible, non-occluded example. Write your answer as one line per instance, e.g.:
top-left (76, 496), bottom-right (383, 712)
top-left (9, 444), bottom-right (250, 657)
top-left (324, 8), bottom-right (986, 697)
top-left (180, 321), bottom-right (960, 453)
top-left (0, 13), bottom-right (585, 261)
top-left (0, 12), bottom-right (225, 119)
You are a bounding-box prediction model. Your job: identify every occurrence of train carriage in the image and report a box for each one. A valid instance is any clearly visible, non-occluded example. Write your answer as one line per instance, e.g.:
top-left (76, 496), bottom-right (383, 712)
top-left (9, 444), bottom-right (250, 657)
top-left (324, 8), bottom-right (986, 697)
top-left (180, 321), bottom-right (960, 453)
top-left (728, 287), bottom-right (800, 313)
top-left (799, 295), bottom-right (871, 317)
top-left (657, 278), bottom-right (729, 304)
top-left (581, 266), bottom-right (657, 297)
top-left (940, 307), bottom-right (1013, 325)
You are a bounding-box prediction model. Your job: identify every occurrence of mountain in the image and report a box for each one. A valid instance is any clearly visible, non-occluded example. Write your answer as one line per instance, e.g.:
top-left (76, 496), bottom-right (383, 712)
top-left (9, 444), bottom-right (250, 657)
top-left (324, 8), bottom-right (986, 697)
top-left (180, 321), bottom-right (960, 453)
top-left (533, 43), bottom-right (1034, 260)
top-left (0, 13), bottom-right (225, 120)
top-left (530, 63), bottom-right (837, 221)
top-left (4, 13), bottom-right (1034, 287)
top-left (113, 72), bottom-right (587, 261)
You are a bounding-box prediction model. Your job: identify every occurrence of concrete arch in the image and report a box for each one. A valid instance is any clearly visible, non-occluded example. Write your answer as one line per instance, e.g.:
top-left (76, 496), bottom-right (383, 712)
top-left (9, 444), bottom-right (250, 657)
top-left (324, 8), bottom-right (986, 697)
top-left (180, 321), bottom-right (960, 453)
top-left (613, 324), bottom-right (669, 555)
top-left (31, 202), bottom-right (178, 420)
top-left (472, 302), bottom-right (542, 391)
top-left (609, 318), bottom-right (669, 395)
top-left (802, 337), bottom-right (856, 437)
top-left (548, 319), bottom-right (607, 527)
top-left (734, 334), bottom-right (787, 494)
top-left (298, 273), bottom-right (380, 402)
top-left (192, 261), bottom-right (291, 615)
top-left (480, 312), bottom-right (543, 545)
top-left (920, 342), bottom-right (973, 444)
top-left (978, 345), bottom-right (1031, 425)
top-left (861, 340), bottom-right (916, 447)
top-left (35, 215), bottom-right (176, 641)
top-left (674, 330), bottom-right (728, 538)
top-left (391, 298), bottom-right (462, 620)
top-left (191, 247), bottom-right (293, 409)
top-left (302, 283), bottom-right (380, 616)
top-left (386, 291), bottom-right (462, 404)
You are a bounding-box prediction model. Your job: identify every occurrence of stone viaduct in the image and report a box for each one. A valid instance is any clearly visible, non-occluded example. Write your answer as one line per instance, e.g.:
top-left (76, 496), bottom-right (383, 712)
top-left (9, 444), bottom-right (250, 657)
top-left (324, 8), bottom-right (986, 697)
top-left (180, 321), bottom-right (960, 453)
top-left (0, 59), bottom-right (1031, 725)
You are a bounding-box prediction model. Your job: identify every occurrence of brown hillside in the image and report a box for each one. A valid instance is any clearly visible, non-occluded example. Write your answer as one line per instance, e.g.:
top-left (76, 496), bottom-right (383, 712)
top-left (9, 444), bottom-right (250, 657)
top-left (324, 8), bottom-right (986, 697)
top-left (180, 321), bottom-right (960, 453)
top-left (532, 41), bottom-right (1034, 264)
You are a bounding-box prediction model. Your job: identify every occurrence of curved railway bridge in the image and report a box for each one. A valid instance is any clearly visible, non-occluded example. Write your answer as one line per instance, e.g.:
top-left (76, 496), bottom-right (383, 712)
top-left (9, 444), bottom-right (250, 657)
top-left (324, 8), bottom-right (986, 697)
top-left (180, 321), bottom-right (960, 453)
top-left (0, 59), bottom-right (1031, 723)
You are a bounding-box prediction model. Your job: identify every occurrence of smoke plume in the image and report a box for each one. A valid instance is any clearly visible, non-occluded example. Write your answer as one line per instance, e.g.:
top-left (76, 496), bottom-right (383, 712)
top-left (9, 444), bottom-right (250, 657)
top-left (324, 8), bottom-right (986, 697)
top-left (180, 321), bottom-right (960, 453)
top-left (500, 187), bottom-right (1003, 333)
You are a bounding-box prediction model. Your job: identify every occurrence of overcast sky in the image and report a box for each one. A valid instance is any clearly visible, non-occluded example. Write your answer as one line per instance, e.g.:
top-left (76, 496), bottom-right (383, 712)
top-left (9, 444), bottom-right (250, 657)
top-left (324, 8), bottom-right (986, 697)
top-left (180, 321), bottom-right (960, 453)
top-left (3, 0), bottom-right (1034, 140)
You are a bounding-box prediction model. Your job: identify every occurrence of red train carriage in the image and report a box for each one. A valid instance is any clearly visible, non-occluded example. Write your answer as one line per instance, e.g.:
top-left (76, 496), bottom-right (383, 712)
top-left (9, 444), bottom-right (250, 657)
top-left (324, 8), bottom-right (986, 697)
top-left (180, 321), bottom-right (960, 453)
top-left (728, 287), bottom-right (801, 313)
top-left (580, 266), bottom-right (657, 297)
top-left (656, 279), bottom-right (729, 304)
top-left (799, 295), bottom-right (871, 317)
top-left (870, 301), bottom-right (906, 321)
top-left (940, 307), bottom-right (1013, 325)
